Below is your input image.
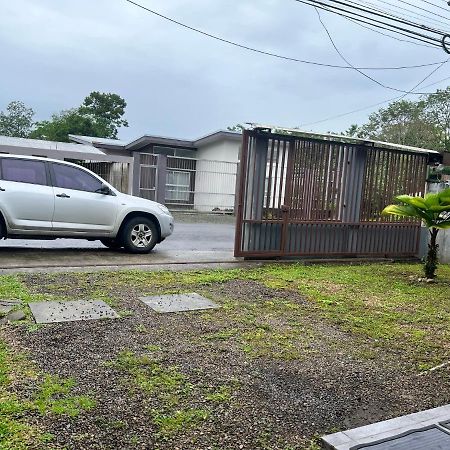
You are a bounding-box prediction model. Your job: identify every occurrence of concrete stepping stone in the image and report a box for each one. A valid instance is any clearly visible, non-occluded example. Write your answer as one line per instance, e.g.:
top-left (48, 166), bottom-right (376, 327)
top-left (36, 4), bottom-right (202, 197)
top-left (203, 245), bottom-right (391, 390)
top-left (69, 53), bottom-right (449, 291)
top-left (139, 293), bottom-right (219, 313)
top-left (0, 300), bottom-right (21, 316)
top-left (29, 300), bottom-right (119, 324)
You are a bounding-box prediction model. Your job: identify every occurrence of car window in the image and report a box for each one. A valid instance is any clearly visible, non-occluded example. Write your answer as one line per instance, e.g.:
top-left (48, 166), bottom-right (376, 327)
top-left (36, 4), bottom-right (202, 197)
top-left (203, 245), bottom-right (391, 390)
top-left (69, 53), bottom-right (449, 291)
top-left (52, 163), bottom-right (103, 193)
top-left (1, 159), bottom-right (48, 186)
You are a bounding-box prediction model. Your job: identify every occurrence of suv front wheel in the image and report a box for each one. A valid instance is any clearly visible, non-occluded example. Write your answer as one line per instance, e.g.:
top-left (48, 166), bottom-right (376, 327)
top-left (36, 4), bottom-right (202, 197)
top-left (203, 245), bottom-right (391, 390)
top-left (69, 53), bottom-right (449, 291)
top-left (121, 217), bottom-right (158, 254)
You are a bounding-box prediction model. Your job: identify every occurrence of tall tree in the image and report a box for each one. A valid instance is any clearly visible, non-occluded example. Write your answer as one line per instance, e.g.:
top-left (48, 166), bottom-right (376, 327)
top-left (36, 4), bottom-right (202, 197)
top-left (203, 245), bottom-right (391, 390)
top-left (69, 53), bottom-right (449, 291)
top-left (79, 92), bottom-right (128, 139)
top-left (344, 88), bottom-right (450, 152)
top-left (0, 101), bottom-right (34, 138)
top-left (355, 99), bottom-right (440, 149)
top-left (424, 88), bottom-right (450, 152)
top-left (30, 109), bottom-right (109, 142)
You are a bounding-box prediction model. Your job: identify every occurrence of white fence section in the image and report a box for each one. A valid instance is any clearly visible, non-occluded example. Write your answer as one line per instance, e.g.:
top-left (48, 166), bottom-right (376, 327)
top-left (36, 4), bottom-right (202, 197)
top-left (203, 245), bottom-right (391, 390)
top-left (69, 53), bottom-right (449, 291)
top-left (193, 158), bottom-right (237, 213)
top-left (138, 153), bottom-right (238, 213)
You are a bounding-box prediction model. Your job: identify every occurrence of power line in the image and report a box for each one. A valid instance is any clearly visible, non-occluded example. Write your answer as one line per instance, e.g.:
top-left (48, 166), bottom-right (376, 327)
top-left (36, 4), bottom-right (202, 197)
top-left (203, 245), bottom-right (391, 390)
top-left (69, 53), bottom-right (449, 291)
top-left (300, 66), bottom-right (450, 127)
top-left (368, 0), bottom-right (450, 27)
top-left (304, 2), bottom-right (444, 47)
top-left (124, 0), bottom-right (446, 71)
top-left (294, 0), bottom-right (445, 45)
top-left (351, 0), bottom-right (450, 31)
top-left (323, 0), bottom-right (447, 35)
top-left (414, 0), bottom-right (450, 14)
top-left (347, 16), bottom-right (440, 49)
top-left (341, 0), bottom-right (449, 34)
top-left (391, 0), bottom-right (450, 22)
top-left (314, 7), bottom-right (441, 94)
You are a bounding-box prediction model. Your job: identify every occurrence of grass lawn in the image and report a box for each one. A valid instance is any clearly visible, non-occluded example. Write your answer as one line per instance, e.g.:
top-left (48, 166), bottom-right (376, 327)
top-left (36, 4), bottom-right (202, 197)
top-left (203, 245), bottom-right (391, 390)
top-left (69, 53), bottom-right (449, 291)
top-left (0, 262), bottom-right (449, 449)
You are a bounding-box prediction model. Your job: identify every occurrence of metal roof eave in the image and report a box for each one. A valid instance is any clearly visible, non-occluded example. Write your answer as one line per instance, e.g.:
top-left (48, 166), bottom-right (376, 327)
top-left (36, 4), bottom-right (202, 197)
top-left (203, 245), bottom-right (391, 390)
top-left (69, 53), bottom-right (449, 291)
top-left (248, 124), bottom-right (441, 156)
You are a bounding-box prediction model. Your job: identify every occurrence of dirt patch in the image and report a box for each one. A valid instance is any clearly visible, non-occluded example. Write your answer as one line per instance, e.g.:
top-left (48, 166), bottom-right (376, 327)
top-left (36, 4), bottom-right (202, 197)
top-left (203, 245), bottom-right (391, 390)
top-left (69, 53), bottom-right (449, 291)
top-left (3, 275), bottom-right (450, 449)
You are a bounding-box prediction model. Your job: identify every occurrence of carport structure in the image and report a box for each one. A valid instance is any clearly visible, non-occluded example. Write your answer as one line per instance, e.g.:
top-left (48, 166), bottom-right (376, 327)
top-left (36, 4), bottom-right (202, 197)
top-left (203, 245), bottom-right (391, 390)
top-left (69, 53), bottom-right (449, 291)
top-left (0, 136), bottom-right (133, 193)
top-left (234, 127), bottom-right (442, 258)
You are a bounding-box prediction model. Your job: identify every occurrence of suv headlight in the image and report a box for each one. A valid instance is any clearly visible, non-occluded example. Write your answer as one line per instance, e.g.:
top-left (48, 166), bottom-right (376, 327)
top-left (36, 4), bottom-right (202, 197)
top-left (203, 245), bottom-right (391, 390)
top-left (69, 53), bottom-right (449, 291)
top-left (157, 204), bottom-right (171, 215)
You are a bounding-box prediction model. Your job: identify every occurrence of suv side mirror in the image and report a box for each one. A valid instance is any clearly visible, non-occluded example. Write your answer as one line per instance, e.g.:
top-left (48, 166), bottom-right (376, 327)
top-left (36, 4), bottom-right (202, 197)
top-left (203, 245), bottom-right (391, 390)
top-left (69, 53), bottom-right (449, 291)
top-left (97, 183), bottom-right (112, 195)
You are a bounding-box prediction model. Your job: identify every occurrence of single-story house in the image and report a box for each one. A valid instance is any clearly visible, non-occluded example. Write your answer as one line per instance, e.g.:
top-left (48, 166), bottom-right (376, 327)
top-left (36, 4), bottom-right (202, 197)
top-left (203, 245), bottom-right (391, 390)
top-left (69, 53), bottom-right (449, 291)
top-left (0, 131), bottom-right (243, 212)
top-left (69, 131), bottom-right (242, 212)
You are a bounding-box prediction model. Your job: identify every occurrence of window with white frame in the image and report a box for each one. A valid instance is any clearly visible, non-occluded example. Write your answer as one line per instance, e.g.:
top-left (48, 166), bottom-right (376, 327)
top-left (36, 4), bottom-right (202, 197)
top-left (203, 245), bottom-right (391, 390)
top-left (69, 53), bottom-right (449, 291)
top-left (166, 170), bottom-right (190, 202)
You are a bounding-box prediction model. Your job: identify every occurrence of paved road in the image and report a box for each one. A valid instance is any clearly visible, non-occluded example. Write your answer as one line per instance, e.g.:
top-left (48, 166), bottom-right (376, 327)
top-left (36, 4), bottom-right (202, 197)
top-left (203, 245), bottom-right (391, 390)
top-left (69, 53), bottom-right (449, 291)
top-left (0, 217), bottom-right (237, 271)
top-left (0, 222), bottom-right (235, 251)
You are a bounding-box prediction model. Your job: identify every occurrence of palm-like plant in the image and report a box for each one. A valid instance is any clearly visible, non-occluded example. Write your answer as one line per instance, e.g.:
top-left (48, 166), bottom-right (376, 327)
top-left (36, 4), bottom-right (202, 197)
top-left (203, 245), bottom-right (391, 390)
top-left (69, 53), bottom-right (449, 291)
top-left (382, 187), bottom-right (450, 279)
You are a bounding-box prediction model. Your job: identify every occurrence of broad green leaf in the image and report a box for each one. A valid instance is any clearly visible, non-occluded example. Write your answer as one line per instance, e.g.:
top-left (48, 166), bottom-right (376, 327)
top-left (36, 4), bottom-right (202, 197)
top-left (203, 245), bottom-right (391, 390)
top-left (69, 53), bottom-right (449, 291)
top-left (437, 187), bottom-right (450, 200)
top-left (382, 205), bottom-right (419, 218)
top-left (394, 195), bottom-right (427, 209)
top-left (435, 220), bottom-right (450, 229)
top-left (424, 192), bottom-right (440, 207)
top-left (429, 205), bottom-right (450, 212)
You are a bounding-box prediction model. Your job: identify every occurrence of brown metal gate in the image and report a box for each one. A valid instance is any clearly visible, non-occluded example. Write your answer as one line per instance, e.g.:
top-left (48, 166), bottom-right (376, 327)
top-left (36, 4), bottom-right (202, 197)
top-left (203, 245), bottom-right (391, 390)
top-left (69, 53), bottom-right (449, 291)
top-left (234, 129), bottom-right (429, 258)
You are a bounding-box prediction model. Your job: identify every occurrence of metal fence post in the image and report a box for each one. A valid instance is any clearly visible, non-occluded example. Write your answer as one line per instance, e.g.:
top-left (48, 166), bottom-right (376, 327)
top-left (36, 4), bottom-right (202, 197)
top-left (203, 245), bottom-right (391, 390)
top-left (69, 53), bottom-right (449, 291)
top-left (156, 154), bottom-right (167, 205)
top-left (132, 152), bottom-right (141, 196)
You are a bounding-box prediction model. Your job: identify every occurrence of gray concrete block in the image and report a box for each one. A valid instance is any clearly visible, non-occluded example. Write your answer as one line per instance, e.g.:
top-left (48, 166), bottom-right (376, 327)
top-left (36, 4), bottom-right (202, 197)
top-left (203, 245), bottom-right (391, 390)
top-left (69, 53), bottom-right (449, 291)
top-left (29, 300), bottom-right (119, 324)
top-left (322, 404), bottom-right (450, 450)
top-left (139, 293), bottom-right (219, 313)
top-left (0, 300), bottom-right (21, 316)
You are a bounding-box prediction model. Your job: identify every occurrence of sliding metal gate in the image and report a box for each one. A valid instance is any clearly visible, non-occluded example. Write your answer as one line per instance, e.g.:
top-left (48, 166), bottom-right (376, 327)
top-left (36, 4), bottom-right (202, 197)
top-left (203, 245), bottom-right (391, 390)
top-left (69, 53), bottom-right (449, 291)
top-left (234, 129), bottom-right (429, 258)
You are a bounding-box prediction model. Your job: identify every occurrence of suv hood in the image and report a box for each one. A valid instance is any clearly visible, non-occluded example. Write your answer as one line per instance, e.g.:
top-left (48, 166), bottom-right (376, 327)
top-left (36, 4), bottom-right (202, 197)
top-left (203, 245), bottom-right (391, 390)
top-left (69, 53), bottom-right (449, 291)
top-left (117, 192), bottom-right (170, 214)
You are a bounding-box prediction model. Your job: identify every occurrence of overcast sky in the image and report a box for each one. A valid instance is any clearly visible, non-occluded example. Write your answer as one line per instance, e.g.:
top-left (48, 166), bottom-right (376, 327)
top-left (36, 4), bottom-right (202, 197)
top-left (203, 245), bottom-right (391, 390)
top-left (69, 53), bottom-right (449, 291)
top-left (0, 0), bottom-right (448, 141)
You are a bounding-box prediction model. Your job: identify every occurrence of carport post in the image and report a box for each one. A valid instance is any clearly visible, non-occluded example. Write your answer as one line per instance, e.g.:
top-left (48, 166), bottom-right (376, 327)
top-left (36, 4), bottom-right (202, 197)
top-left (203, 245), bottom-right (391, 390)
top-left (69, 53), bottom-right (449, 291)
top-left (132, 152), bottom-right (141, 196)
top-left (156, 154), bottom-right (167, 205)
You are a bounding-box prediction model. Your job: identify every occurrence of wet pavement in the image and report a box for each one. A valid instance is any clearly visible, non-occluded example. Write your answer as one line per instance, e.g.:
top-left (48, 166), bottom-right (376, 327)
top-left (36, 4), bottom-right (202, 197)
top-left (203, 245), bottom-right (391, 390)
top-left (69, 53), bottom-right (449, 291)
top-left (0, 218), bottom-right (237, 271)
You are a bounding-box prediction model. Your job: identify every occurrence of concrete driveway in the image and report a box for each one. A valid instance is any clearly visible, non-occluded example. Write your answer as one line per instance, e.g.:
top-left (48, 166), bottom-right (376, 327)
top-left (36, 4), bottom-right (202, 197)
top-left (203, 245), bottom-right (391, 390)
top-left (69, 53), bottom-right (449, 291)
top-left (0, 215), bottom-right (237, 271)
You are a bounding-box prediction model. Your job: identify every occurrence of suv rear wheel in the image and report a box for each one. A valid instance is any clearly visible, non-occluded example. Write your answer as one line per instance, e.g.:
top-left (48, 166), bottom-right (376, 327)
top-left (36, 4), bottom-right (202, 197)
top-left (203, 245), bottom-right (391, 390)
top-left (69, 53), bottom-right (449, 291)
top-left (121, 217), bottom-right (158, 254)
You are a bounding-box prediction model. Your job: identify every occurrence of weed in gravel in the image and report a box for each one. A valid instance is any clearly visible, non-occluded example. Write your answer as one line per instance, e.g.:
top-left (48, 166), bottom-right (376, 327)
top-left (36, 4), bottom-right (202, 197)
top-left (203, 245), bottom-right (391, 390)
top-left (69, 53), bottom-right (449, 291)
top-left (152, 408), bottom-right (209, 437)
top-left (114, 351), bottom-right (190, 405)
top-left (145, 344), bottom-right (162, 352)
top-left (135, 324), bottom-right (149, 333)
top-left (111, 350), bottom-right (237, 438)
top-left (205, 385), bottom-right (232, 403)
top-left (34, 375), bottom-right (95, 417)
top-left (0, 339), bottom-right (95, 449)
top-left (201, 295), bottom-right (314, 360)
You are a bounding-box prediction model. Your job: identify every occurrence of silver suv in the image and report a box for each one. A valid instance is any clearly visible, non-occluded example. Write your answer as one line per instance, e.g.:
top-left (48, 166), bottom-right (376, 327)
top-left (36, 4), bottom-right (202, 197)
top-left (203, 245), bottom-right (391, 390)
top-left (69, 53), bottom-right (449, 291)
top-left (0, 154), bottom-right (174, 253)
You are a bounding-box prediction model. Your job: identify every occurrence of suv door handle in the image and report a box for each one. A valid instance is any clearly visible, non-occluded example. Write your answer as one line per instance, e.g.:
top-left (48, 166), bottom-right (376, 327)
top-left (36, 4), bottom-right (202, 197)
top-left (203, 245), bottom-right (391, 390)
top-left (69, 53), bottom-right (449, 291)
top-left (0, 187), bottom-right (5, 192)
top-left (56, 193), bottom-right (70, 198)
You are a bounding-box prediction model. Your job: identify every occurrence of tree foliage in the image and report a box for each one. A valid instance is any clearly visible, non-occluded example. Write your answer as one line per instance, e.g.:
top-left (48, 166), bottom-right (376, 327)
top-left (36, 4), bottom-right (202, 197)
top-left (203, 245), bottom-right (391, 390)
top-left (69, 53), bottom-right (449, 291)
top-left (382, 188), bottom-right (450, 278)
top-left (27, 91), bottom-right (129, 142)
top-left (346, 87), bottom-right (450, 152)
top-left (30, 109), bottom-right (109, 142)
top-left (0, 101), bottom-right (35, 138)
top-left (79, 92), bottom-right (128, 139)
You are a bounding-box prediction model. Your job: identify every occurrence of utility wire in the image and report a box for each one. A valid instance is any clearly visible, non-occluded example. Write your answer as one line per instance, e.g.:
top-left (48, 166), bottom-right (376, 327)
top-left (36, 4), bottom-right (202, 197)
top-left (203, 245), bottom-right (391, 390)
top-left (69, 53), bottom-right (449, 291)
top-left (390, 0), bottom-right (450, 22)
top-left (323, 0), bottom-right (446, 35)
top-left (346, 16), bottom-right (440, 49)
top-left (300, 63), bottom-right (450, 127)
top-left (294, 0), bottom-right (444, 45)
top-left (299, 1), bottom-right (443, 47)
top-left (367, 0), bottom-right (450, 27)
top-left (346, 0), bottom-right (450, 33)
top-left (313, 7), bottom-right (439, 94)
top-left (413, 0), bottom-right (450, 15)
top-left (124, 0), bottom-right (446, 70)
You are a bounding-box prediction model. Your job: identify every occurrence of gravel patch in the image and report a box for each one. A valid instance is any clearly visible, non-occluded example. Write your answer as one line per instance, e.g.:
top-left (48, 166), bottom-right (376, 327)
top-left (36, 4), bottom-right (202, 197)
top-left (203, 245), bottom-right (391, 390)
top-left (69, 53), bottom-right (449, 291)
top-left (2, 276), bottom-right (450, 449)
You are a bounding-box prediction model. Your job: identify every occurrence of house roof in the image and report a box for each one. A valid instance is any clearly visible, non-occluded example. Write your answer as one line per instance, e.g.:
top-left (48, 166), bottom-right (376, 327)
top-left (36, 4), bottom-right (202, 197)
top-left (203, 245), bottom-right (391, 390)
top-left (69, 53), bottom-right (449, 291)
top-left (248, 124), bottom-right (441, 156)
top-left (69, 130), bottom-right (242, 151)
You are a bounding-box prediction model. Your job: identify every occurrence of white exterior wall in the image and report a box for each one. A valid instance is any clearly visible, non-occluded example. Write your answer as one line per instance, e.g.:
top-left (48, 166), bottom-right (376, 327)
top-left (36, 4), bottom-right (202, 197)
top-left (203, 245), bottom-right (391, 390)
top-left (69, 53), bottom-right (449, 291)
top-left (193, 140), bottom-right (240, 212)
